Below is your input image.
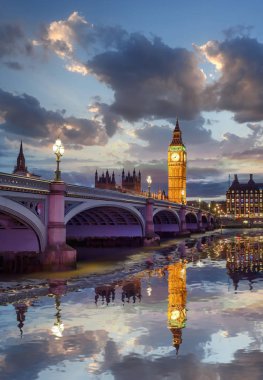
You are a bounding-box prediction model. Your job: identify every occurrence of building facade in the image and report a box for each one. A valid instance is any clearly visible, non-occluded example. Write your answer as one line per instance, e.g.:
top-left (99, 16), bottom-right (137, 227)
top-left (95, 168), bottom-right (141, 193)
top-left (95, 170), bottom-right (116, 190)
top-left (168, 119), bottom-right (187, 204)
top-left (122, 169), bottom-right (141, 193)
top-left (226, 174), bottom-right (263, 217)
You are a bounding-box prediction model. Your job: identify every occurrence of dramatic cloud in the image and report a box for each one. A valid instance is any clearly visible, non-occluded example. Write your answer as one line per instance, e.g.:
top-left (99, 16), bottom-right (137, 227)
top-left (25, 12), bottom-right (122, 76)
top-left (0, 89), bottom-right (108, 146)
top-left (39, 12), bottom-right (127, 61)
top-left (89, 35), bottom-right (205, 121)
top-left (198, 36), bottom-right (263, 123)
top-left (40, 13), bottom-right (205, 122)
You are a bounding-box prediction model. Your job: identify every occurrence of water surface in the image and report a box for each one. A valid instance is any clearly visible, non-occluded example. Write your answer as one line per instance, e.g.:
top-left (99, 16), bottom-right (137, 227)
top-left (0, 230), bottom-right (262, 379)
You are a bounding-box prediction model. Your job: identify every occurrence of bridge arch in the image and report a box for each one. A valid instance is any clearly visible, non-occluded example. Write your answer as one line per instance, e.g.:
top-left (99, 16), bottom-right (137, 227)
top-left (0, 196), bottom-right (46, 252)
top-left (202, 215), bottom-right (208, 223)
top-left (153, 208), bottom-right (180, 235)
top-left (65, 201), bottom-right (146, 239)
top-left (185, 211), bottom-right (198, 232)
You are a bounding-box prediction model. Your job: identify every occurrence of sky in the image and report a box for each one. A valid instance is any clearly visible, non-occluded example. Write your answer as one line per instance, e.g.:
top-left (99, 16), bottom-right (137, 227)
top-left (1, 0), bottom-right (263, 199)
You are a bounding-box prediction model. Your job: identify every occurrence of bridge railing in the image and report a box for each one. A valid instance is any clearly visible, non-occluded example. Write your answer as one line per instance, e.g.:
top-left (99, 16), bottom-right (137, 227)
top-left (67, 184), bottom-right (149, 204)
top-left (66, 183), bottom-right (189, 210)
top-left (0, 172), bottom-right (208, 215)
top-left (0, 172), bottom-right (50, 192)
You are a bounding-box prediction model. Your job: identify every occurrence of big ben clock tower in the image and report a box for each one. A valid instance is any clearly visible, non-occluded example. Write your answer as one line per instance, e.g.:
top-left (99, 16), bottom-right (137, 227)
top-left (168, 119), bottom-right (186, 203)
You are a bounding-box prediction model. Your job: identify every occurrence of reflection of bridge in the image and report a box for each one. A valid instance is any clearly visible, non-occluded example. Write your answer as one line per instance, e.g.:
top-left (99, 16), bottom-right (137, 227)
top-left (0, 172), bottom-right (214, 269)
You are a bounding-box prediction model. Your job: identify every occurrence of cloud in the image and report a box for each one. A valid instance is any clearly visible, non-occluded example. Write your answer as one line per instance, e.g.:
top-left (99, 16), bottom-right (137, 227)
top-left (0, 23), bottom-right (33, 67)
top-left (220, 123), bottom-right (263, 156)
top-left (40, 13), bottom-right (205, 121)
top-left (187, 166), bottom-right (224, 180)
top-left (222, 25), bottom-right (253, 40)
top-left (89, 34), bottom-right (205, 121)
top-left (198, 36), bottom-right (263, 123)
top-left (39, 11), bottom-right (128, 66)
top-left (89, 101), bottom-right (122, 137)
top-left (41, 11), bottom-right (128, 54)
top-left (3, 61), bottom-right (23, 70)
top-left (0, 89), bottom-right (109, 146)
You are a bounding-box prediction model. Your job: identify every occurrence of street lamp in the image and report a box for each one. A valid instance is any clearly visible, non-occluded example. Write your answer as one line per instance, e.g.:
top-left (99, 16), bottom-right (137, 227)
top-left (146, 175), bottom-right (152, 198)
top-left (181, 189), bottom-right (185, 205)
top-left (198, 198), bottom-right (201, 209)
top-left (53, 138), bottom-right (64, 181)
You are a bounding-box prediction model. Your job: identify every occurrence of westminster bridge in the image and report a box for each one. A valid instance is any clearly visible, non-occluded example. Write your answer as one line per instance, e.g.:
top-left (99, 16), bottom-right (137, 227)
top-left (0, 172), bottom-right (215, 270)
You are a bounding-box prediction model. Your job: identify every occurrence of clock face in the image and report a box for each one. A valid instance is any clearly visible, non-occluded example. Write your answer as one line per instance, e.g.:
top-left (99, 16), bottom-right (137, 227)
top-left (171, 152), bottom-right (180, 161)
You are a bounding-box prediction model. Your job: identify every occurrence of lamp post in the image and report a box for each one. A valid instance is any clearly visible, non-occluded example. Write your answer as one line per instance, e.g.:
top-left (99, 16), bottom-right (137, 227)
top-left (181, 189), bottom-right (185, 205)
top-left (147, 175), bottom-right (152, 198)
top-left (53, 138), bottom-right (64, 181)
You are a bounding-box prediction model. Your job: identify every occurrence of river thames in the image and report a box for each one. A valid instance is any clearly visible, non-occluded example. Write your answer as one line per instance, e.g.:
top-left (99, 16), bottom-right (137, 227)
top-left (0, 229), bottom-right (262, 380)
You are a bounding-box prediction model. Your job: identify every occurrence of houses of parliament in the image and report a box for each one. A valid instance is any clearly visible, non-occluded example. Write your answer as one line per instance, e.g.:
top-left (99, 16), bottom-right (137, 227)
top-left (95, 119), bottom-right (187, 204)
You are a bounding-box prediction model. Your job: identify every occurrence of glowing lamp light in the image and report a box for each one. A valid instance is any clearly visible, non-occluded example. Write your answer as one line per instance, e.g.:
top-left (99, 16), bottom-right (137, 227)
top-left (51, 322), bottom-right (64, 338)
top-left (146, 175), bottom-right (152, 198)
top-left (53, 138), bottom-right (64, 181)
top-left (146, 285), bottom-right (152, 296)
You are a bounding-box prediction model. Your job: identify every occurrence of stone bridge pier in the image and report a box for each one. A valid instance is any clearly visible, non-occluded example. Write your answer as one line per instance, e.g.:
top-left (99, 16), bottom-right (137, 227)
top-left (41, 181), bottom-right (76, 270)
top-left (144, 198), bottom-right (161, 246)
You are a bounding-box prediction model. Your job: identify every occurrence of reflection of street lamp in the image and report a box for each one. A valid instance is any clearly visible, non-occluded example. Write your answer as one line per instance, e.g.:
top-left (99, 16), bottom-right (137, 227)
top-left (181, 189), bottom-right (185, 205)
top-left (198, 198), bottom-right (201, 209)
top-left (147, 175), bottom-right (152, 198)
top-left (51, 295), bottom-right (64, 339)
top-left (53, 138), bottom-right (64, 181)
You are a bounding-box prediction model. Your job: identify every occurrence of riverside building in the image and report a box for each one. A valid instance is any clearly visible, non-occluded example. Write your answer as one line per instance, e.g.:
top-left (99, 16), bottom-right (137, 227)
top-left (226, 174), bottom-right (263, 217)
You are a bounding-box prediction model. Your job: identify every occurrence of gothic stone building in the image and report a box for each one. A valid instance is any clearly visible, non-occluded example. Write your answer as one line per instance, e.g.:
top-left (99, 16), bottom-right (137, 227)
top-left (95, 168), bottom-right (141, 193)
top-left (95, 170), bottom-right (116, 190)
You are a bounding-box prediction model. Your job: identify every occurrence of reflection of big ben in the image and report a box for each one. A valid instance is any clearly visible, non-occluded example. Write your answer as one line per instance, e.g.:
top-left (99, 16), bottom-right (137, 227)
top-left (168, 119), bottom-right (187, 203)
top-left (167, 261), bottom-right (187, 354)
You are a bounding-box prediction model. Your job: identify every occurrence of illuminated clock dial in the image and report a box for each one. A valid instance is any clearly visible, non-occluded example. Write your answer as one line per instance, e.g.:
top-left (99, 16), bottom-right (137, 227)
top-left (171, 152), bottom-right (180, 161)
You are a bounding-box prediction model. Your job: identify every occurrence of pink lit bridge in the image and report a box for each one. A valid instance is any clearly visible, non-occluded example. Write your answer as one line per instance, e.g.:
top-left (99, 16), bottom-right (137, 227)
top-left (0, 172), bottom-right (215, 270)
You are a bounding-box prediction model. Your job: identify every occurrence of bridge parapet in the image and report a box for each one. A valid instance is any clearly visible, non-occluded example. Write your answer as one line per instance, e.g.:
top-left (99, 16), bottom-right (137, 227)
top-left (67, 184), bottom-right (149, 204)
top-left (0, 172), bottom-right (50, 193)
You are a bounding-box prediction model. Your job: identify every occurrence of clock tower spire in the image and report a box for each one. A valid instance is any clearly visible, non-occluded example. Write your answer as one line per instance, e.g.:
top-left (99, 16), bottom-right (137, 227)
top-left (168, 119), bottom-right (187, 203)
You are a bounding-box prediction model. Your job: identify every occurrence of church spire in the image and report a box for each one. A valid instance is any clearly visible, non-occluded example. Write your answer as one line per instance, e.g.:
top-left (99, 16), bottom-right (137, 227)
top-left (13, 141), bottom-right (28, 175)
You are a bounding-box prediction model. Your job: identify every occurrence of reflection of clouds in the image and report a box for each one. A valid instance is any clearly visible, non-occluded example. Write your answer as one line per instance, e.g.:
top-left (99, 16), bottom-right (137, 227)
top-left (107, 350), bottom-right (263, 380)
top-left (203, 330), bottom-right (252, 364)
top-left (0, 328), bottom-right (108, 380)
top-left (1, 252), bottom-right (263, 379)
